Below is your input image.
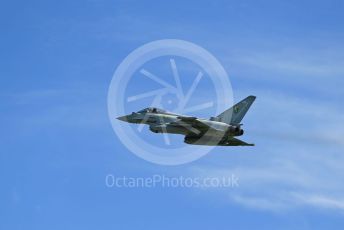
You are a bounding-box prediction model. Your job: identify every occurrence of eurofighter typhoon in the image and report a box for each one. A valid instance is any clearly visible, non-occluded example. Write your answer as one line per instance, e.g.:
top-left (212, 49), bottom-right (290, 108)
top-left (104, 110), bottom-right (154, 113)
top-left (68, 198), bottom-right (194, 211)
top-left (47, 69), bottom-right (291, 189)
top-left (117, 96), bottom-right (256, 146)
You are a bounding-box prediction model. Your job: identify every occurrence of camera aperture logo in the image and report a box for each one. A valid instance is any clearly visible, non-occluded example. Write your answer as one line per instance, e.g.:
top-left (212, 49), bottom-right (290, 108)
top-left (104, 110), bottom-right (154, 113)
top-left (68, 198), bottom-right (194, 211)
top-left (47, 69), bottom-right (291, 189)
top-left (108, 39), bottom-right (233, 165)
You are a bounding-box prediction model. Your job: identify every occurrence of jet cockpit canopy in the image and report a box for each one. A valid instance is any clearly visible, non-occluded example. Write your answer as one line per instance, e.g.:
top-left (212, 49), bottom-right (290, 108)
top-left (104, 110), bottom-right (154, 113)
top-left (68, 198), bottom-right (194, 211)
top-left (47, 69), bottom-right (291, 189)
top-left (137, 107), bottom-right (166, 114)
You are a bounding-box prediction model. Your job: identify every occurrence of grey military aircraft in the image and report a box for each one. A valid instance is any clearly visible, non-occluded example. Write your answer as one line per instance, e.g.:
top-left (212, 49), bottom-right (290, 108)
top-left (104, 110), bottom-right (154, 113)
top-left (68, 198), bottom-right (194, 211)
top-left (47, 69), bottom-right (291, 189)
top-left (117, 96), bottom-right (256, 146)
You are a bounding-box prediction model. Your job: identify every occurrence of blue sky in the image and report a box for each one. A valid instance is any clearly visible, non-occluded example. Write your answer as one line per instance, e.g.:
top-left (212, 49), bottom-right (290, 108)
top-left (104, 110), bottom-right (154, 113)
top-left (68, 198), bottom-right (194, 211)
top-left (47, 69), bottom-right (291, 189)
top-left (2, 0), bottom-right (344, 229)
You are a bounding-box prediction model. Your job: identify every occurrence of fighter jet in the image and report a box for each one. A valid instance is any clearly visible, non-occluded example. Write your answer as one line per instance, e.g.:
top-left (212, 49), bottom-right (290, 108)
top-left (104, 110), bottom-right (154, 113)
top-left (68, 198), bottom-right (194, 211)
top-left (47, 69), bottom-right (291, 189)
top-left (117, 96), bottom-right (256, 146)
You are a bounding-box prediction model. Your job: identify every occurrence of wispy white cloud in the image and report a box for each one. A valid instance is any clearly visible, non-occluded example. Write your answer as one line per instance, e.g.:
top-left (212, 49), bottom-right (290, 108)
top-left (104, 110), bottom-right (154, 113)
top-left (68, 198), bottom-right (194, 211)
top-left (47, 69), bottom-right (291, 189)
top-left (294, 194), bottom-right (344, 210)
top-left (3, 88), bottom-right (106, 128)
top-left (236, 50), bottom-right (344, 76)
top-left (220, 42), bottom-right (344, 100)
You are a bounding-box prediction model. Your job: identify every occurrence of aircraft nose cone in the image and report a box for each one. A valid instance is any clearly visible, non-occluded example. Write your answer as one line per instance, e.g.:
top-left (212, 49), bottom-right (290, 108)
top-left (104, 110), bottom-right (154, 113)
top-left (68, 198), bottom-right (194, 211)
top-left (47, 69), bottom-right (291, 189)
top-left (116, 116), bottom-right (128, 121)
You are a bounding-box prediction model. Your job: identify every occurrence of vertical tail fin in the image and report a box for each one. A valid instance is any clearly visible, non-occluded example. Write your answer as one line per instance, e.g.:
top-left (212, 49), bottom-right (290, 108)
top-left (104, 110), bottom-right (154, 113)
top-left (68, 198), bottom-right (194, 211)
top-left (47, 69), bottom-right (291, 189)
top-left (215, 96), bottom-right (256, 125)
